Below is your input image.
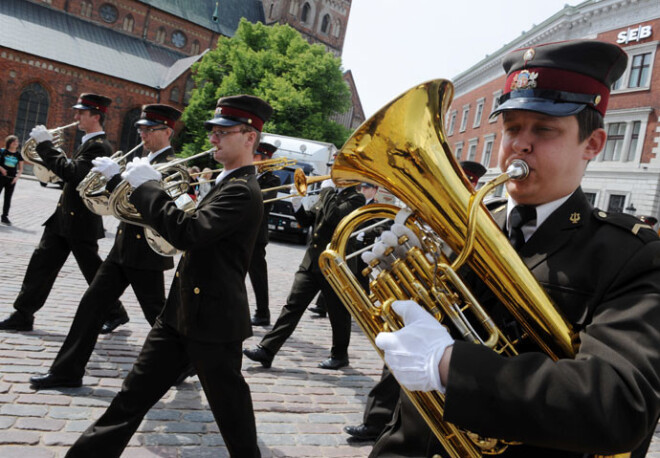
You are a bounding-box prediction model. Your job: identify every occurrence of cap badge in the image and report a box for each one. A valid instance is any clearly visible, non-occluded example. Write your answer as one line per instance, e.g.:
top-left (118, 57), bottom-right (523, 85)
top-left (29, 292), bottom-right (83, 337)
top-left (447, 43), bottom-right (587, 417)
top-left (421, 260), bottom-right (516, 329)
top-left (523, 48), bottom-right (536, 65)
top-left (511, 70), bottom-right (538, 90)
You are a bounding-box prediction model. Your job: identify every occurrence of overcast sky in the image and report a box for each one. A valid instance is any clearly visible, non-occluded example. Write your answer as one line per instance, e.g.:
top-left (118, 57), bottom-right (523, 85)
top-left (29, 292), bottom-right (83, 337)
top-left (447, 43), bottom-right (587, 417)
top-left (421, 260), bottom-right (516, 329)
top-left (342, 0), bottom-right (583, 117)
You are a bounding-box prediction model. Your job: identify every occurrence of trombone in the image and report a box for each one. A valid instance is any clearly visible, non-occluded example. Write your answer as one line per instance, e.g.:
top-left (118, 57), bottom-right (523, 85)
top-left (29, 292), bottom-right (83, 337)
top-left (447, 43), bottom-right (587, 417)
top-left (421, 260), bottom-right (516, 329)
top-left (187, 156), bottom-right (297, 187)
top-left (21, 121), bottom-right (79, 184)
top-left (263, 168), bottom-right (330, 204)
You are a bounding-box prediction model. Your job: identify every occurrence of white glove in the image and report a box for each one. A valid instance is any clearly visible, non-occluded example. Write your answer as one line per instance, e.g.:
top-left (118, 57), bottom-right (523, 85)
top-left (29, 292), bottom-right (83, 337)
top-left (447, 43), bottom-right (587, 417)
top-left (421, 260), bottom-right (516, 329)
top-left (356, 231), bottom-right (365, 242)
top-left (91, 157), bottom-right (120, 179)
top-left (290, 188), bottom-right (303, 211)
top-left (121, 157), bottom-right (161, 188)
top-left (320, 178), bottom-right (335, 189)
top-left (375, 300), bottom-right (454, 393)
top-left (29, 125), bottom-right (53, 144)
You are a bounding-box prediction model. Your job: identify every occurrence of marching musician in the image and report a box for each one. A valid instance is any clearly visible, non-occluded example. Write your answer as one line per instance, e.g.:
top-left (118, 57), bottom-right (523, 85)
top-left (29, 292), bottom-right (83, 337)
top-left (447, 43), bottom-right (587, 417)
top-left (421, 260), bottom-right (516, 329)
top-left (65, 94), bottom-right (271, 458)
top-left (29, 104), bottom-right (181, 390)
top-left (243, 173), bottom-right (365, 370)
top-left (249, 141), bottom-right (281, 326)
top-left (371, 40), bottom-right (660, 457)
top-left (0, 93), bottom-right (127, 332)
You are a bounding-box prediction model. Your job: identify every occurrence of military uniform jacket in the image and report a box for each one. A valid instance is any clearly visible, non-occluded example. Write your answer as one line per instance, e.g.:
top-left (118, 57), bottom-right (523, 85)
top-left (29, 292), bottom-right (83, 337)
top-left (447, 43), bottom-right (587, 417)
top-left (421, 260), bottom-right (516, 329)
top-left (443, 188), bottom-right (660, 456)
top-left (36, 134), bottom-right (111, 241)
top-left (105, 148), bottom-right (175, 271)
top-left (294, 186), bottom-right (365, 273)
top-left (129, 166), bottom-right (263, 343)
top-left (256, 170), bottom-right (280, 245)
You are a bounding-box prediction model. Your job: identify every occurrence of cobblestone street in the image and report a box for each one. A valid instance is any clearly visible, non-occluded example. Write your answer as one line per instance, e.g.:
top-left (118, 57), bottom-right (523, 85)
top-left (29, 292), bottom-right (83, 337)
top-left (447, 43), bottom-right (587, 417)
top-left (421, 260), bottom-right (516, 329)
top-left (1, 178), bottom-right (660, 458)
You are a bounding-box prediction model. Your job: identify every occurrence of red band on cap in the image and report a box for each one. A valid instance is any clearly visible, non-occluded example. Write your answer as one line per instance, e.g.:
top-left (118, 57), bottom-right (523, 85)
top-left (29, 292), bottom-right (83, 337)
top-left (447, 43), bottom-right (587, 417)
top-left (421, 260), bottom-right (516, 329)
top-left (146, 112), bottom-right (175, 127)
top-left (80, 98), bottom-right (107, 113)
top-left (504, 67), bottom-right (610, 116)
top-left (215, 106), bottom-right (264, 131)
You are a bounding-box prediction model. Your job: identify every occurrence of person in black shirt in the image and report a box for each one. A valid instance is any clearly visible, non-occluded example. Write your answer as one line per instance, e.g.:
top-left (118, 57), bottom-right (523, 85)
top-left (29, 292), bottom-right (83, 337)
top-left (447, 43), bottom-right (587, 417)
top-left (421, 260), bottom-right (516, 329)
top-left (0, 135), bottom-right (23, 225)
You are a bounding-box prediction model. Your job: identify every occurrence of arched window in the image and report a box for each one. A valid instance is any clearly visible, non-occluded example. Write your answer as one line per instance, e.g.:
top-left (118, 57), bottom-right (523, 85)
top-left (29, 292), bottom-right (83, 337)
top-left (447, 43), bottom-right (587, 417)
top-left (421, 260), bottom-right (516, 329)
top-left (170, 87), bottom-right (180, 103)
top-left (156, 27), bottom-right (166, 44)
top-left (184, 75), bottom-right (194, 104)
top-left (15, 83), bottom-right (50, 144)
top-left (80, 1), bottom-right (92, 17)
top-left (320, 14), bottom-right (330, 34)
top-left (122, 14), bottom-right (134, 32)
top-left (301, 2), bottom-right (311, 23)
top-left (333, 19), bottom-right (342, 38)
top-left (120, 108), bottom-right (143, 155)
top-left (191, 40), bottom-right (200, 55)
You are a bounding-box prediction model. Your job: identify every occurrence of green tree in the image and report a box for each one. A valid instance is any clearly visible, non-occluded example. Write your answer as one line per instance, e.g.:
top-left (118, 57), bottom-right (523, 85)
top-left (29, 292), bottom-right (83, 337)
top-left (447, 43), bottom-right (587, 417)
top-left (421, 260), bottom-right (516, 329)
top-left (179, 19), bottom-right (352, 159)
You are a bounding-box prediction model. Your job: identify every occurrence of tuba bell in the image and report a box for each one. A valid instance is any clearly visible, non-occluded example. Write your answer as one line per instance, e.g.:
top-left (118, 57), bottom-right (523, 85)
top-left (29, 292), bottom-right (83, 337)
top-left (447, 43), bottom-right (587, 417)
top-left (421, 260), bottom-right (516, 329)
top-left (77, 142), bottom-right (144, 215)
top-left (318, 79), bottom-right (588, 457)
top-left (21, 122), bottom-right (79, 184)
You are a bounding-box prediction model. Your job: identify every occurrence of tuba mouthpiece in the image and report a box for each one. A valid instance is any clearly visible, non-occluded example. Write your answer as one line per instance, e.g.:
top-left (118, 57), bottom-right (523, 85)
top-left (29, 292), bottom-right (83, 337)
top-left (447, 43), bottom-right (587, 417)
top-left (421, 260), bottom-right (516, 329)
top-left (507, 159), bottom-right (529, 181)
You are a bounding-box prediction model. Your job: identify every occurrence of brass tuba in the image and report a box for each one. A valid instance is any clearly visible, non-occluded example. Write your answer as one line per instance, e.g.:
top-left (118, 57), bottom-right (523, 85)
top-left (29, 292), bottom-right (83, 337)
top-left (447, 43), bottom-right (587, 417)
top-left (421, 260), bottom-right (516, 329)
top-left (318, 79), bottom-right (591, 457)
top-left (77, 142), bottom-right (144, 215)
top-left (21, 122), bottom-right (79, 184)
top-left (108, 148), bottom-right (215, 256)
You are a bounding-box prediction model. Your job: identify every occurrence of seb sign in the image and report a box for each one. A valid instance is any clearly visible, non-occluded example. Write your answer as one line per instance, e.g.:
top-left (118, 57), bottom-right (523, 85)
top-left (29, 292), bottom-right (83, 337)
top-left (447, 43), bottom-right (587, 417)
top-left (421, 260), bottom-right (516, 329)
top-left (617, 24), bottom-right (652, 44)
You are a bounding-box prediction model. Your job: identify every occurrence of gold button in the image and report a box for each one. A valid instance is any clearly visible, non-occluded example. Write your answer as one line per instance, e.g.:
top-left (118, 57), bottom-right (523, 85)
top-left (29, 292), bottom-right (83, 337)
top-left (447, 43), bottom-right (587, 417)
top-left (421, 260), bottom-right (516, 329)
top-left (193, 287), bottom-right (200, 294)
top-left (175, 272), bottom-right (179, 277)
top-left (181, 252), bottom-right (185, 258)
top-left (313, 244), bottom-right (318, 248)
top-left (136, 234), bottom-right (141, 239)
top-left (118, 229), bottom-right (122, 234)
top-left (314, 233), bottom-right (318, 237)
top-left (598, 211), bottom-right (607, 218)
top-left (70, 211), bottom-right (75, 216)
top-left (57, 203), bottom-right (61, 207)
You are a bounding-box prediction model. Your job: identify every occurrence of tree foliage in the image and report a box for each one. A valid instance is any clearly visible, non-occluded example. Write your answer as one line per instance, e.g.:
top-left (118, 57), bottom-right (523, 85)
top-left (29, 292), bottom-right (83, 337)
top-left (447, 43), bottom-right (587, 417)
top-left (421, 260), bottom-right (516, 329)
top-left (179, 19), bottom-right (352, 159)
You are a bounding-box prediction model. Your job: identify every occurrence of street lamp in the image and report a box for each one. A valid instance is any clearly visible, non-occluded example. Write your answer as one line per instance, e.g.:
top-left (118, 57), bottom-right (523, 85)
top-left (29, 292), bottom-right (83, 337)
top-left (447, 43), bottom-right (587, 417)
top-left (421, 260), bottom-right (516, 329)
top-left (625, 203), bottom-right (637, 215)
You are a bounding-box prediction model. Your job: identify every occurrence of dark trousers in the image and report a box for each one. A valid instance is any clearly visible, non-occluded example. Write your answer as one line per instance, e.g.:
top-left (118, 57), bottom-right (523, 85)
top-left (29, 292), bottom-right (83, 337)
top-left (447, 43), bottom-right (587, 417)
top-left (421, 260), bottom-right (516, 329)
top-left (363, 365), bottom-right (400, 430)
top-left (260, 267), bottom-right (352, 359)
top-left (66, 320), bottom-right (260, 458)
top-left (248, 242), bottom-right (269, 318)
top-left (50, 260), bottom-right (165, 379)
top-left (12, 228), bottom-right (125, 321)
top-left (0, 176), bottom-right (16, 217)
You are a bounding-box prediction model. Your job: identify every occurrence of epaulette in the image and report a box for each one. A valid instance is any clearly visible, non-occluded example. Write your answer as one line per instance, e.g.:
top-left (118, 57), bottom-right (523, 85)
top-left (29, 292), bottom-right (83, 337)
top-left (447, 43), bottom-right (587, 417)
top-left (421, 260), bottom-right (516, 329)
top-left (229, 177), bottom-right (248, 184)
top-left (93, 138), bottom-right (105, 144)
top-left (592, 209), bottom-right (658, 243)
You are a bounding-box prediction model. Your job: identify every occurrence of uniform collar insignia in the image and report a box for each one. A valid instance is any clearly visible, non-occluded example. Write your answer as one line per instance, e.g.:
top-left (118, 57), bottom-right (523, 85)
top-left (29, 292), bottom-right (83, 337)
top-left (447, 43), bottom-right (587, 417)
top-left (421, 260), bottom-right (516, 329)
top-left (569, 212), bottom-right (581, 224)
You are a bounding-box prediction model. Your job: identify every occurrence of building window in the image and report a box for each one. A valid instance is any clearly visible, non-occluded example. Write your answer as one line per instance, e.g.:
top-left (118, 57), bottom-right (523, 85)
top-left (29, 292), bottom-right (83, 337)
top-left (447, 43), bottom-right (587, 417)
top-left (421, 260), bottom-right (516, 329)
top-left (15, 83), bottom-right (50, 145)
top-left (584, 192), bottom-right (597, 206)
top-left (301, 3), bottom-right (311, 23)
top-left (459, 105), bottom-right (470, 132)
top-left (81, 1), bottom-right (92, 18)
top-left (320, 14), bottom-right (330, 34)
top-left (170, 87), bottom-right (180, 103)
top-left (171, 31), bottom-right (187, 49)
top-left (454, 142), bottom-right (464, 161)
top-left (156, 27), bottom-right (166, 44)
top-left (333, 19), bottom-right (341, 37)
top-left (598, 108), bottom-right (651, 165)
top-left (602, 122), bottom-right (626, 161)
top-left (289, 0), bottom-right (298, 15)
top-left (473, 98), bottom-right (485, 128)
top-left (191, 40), bottom-right (200, 55)
top-left (184, 75), bottom-right (194, 104)
top-left (122, 14), bottom-right (134, 33)
top-left (626, 121), bottom-right (641, 162)
top-left (467, 139), bottom-right (478, 161)
top-left (482, 135), bottom-right (495, 167)
top-left (447, 110), bottom-right (457, 136)
top-left (607, 194), bottom-right (626, 213)
top-left (269, 3), bottom-right (274, 18)
top-left (99, 3), bottom-right (118, 23)
top-left (490, 90), bottom-right (502, 122)
top-left (612, 42), bottom-right (656, 92)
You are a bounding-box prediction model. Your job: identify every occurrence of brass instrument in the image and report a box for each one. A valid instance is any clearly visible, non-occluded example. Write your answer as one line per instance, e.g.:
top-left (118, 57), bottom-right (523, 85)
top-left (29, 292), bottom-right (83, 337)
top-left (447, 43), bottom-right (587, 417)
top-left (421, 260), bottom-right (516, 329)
top-left (187, 156), bottom-right (297, 187)
top-left (108, 148), bottom-right (215, 256)
top-left (21, 121), bottom-right (79, 183)
top-left (318, 79), bottom-right (595, 457)
top-left (262, 168), bottom-right (331, 204)
top-left (77, 142), bottom-right (144, 215)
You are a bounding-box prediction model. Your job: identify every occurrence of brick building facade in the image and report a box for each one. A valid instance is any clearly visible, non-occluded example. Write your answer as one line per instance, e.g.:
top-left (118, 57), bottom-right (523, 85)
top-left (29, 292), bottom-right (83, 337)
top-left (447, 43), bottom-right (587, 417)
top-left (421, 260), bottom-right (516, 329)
top-left (447, 0), bottom-right (660, 220)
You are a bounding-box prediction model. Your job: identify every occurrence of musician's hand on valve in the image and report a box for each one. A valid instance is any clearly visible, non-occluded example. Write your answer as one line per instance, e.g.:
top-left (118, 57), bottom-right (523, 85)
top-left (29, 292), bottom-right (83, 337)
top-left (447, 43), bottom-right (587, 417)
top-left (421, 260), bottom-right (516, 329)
top-left (290, 190), bottom-right (303, 212)
top-left (375, 300), bottom-right (454, 393)
top-left (320, 178), bottom-right (335, 189)
top-left (92, 157), bottom-right (120, 179)
top-left (122, 157), bottom-right (160, 188)
top-left (29, 125), bottom-right (53, 144)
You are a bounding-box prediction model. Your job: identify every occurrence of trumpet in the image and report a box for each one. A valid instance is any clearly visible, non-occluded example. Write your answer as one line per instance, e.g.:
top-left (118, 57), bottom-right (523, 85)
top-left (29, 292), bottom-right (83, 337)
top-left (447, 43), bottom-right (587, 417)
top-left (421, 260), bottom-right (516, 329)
top-left (262, 168), bottom-right (331, 204)
top-left (187, 156), bottom-right (298, 187)
top-left (108, 148), bottom-right (216, 256)
top-left (21, 121), bottom-right (79, 184)
top-left (77, 142), bottom-right (144, 215)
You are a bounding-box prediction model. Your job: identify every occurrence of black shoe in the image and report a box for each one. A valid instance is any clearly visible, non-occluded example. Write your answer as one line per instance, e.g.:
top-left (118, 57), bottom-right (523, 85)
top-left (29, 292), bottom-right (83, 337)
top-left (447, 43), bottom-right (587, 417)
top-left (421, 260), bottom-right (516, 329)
top-left (0, 312), bottom-right (33, 331)
top-left (251, 315), bottom-right (270, 326)
top-left (308, 306), bottom-right (326, 317)
top-left (1, 216), bottom-right (11, 226)
top-left (318, 356), bottom-right (349, 370)
top-left (30, 373), bottom-right (82, 389)
top-left (243, 346), bottom-right (274, 369)
top-left (99, 315), bottom-right (129, 334)
top-left (174, 366), bottom-right (196, 386)
top-left (344, 424), bottom-right (381, 441)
